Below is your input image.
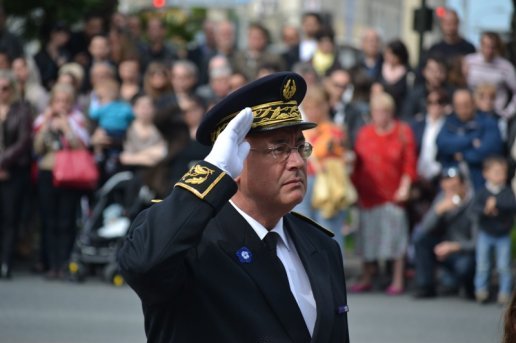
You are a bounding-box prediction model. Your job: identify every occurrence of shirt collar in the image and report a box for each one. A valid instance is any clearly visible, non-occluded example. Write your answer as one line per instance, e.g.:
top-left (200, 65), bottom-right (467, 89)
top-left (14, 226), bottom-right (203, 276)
top-left (229, 200), bottom-right (290, 251)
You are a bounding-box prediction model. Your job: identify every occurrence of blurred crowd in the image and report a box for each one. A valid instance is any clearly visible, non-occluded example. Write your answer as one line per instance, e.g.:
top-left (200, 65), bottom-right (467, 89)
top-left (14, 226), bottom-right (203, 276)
top-left (0, 5), bottom-right (515, 305)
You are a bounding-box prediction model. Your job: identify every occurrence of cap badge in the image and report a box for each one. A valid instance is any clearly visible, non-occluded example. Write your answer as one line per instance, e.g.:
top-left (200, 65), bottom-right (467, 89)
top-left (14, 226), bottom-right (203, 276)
top-left (282, 78), bottom-right (296, 101)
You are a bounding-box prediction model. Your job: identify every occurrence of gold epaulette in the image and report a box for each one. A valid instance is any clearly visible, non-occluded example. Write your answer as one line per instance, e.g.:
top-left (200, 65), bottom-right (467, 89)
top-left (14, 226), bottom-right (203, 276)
top-left (290, 211), bottom-right (335, 237)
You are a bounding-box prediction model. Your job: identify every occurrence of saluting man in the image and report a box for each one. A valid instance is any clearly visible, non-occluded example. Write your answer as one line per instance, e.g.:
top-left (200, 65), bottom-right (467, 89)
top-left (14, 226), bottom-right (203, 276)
top-left (118, 72), bottom-right (350, 343)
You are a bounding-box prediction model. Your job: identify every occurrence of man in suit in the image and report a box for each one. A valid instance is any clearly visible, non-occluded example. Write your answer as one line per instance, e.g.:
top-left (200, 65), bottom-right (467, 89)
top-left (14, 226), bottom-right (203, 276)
top-left (118, 72), bottom-right (350, 342)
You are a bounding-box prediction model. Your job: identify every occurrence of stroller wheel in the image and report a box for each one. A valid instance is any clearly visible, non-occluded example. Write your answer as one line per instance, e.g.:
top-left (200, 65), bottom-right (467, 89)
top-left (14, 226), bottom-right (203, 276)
top-left (69, 261), bottom-right (86, 282)
top-left (103, 263), bottom-right (124, 287)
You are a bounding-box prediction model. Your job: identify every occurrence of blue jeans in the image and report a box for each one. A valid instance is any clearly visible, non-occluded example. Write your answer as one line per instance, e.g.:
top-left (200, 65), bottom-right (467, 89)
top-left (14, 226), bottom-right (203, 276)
top-left (474, 231), bottom-right (512, 295)
top-left (294, 175), bottom-right (346, 253)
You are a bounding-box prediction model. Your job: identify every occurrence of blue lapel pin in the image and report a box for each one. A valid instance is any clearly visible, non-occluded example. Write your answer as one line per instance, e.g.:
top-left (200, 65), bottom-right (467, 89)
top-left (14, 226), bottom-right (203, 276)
top-left (236, 247), bottom-right (253, 263)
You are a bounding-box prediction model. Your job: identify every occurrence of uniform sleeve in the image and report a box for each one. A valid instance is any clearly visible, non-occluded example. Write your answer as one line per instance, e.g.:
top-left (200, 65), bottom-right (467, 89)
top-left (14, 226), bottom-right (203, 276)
top-left (117, 161), bottom-right (237, 304)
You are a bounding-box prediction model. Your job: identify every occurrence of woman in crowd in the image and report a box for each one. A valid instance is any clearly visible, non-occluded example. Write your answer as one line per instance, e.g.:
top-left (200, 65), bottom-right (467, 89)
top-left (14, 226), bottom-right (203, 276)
top-left (119, 94), bottom-right (167, 169)
top-left (351, 92), bottom-right (417, 295)
top-left (295, 85), bottom-right (348, 252)
top-left (118, 58), bottom-right (142, 103)
top-left (11, 56), bottom-right (49, 114)
top-left (33, 83), bottom-right (90, 279)
top-left (142, 61), bottom-right (177, 111)
top-left (0, 70), bottom-right (33, 279)
top-left (377, 39), bottom-right (411, 114)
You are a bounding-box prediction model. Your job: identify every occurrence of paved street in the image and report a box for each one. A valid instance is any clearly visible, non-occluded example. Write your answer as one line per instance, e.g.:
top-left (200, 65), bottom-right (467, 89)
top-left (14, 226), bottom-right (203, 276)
top-left (0, 269), bottom-right (505, 343)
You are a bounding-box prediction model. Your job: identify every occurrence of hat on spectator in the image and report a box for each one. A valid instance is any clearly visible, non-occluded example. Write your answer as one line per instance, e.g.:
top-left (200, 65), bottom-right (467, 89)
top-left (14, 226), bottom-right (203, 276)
top-left (196, 71), bottom-right (316, 146)
top-left (441, 166), bottom-right (465, 180)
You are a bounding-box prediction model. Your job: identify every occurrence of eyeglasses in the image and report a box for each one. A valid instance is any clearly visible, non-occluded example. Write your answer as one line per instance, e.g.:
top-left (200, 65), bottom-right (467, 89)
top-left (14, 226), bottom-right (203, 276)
top-left (250, 142), bottom-right (313, 162)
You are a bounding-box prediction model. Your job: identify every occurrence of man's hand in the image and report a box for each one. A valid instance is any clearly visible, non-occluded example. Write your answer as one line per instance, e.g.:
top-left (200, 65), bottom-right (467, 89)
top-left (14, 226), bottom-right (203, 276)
top-left (434, 241), bottom-right (461, 261)
top-left (205, 108), bottom-right (253, 178)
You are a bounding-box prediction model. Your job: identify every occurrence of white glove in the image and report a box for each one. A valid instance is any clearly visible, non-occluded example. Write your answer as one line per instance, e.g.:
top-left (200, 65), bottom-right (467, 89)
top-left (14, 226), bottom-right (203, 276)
top-left (205, 107), bottom-right (253, 178)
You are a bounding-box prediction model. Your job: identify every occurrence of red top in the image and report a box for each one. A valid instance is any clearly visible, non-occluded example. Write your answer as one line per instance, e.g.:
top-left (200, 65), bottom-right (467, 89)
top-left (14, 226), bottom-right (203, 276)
top-left (352, 121), bottom-right (417, 209)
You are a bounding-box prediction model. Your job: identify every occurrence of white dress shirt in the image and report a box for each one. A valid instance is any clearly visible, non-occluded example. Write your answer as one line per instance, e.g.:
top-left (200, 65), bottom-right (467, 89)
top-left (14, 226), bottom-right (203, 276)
top-left (417, 116), bottom-right (445, 180)
top-left (230, 201), bottom-right (317, 336)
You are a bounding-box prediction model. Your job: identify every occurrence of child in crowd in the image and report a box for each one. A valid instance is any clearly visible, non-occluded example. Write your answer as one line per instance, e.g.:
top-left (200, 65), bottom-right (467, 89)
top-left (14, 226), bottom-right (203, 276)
top-left (89, 78), bottom-right (134, 177)
top-left (472, 156), bottom-right (516, 305)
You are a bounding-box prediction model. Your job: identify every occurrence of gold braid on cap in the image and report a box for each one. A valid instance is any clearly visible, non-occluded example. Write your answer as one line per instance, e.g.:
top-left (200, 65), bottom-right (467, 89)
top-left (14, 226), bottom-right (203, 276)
top-left (210, 100), bottom-right (301, 143)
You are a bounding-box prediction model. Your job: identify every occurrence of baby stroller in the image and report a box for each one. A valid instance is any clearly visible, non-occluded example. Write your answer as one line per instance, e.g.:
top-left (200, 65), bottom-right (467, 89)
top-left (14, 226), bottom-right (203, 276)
top-left (68, 171), bottom-right (154, 285)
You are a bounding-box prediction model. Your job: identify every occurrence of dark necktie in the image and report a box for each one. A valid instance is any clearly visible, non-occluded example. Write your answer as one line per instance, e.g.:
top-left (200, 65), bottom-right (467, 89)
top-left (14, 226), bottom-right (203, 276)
top-left (263, 232), bottom-right (290, 283)
top-left (263, 231), bottom-right (281, 255)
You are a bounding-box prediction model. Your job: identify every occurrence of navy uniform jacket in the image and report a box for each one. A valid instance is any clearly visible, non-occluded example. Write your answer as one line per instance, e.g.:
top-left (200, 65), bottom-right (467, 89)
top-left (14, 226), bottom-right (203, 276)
top-left (118, 161), bottom-right (350, 343)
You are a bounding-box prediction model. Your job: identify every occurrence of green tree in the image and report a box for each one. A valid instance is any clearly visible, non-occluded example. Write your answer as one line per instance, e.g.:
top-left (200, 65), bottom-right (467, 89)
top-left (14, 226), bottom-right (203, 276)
top-left (4, 0), bottom-right (117, 42)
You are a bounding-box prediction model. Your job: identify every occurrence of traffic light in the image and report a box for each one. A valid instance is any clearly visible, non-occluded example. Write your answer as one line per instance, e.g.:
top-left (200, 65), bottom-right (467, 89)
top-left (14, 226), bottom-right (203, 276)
top-left (153, 0), bottom-right (166, 8)
top-left (435, 6), bottom-right (446, 18)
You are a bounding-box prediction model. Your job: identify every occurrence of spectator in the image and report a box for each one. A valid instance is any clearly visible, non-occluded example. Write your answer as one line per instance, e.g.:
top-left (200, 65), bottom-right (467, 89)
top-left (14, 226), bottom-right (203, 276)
top-left (0, 70), bottom-right (33, 279)
top-left (33, 83), bottom-right (90, 279)
top-left (355, 28), bottom-right (383, 80)
top-left (299, 12), bottom-right (323, 62)
top-left (324, 67), bottom-right (352, 124)
top-left (436, 89), bottom-right (504, 191)
top-left (408, 89), bottom-right (449, 232)
top-left (34, 22), bottom-right (71, 91)
top-left (197, 55), bottom-right (232, 106)
top-left (167, 95), bottom-right (211, 184)
top-left (292, 61), bottom-right (320, 87)
top-left (295, 85), bottom-right (348, 252)
top-left (108, 27), bottom-right (139, 66)
top-left (413, 167), bottom-right (476, 299)
top-left (311, 28), bottom-right (341, 77)
top-left (66, 12), bottom-right (105, 68)
top-left (472, 157), bottom-right (516, 305)
top-left (139, 17), bottom-right (178, 70)
top-left (170, 60), bottom-right (199, 104)
top-left (0, 48), bottom-right (11, 69)
top-left (119, 94), bottom-right (167, 169)
top-left (118, 58), bottom-right (142, 103)
top-left (85, 61), bottom-right (116, 114)
top-left (447, 55), bottom-right (468, 89)
top-left (142, 61), bottom-right (176, 110)
top-left (351, 92), bottom-right (417, 295)
top-left (426, 9), bottom-right (475, 65)
top-left (464, 31), bottom-right (516, 121)
top-left (342, 69), bottom-right (372, 149)
top-left (11, 56), bottom-right (49, 114)
top-left (0, 7), bottom-right (24, 61)
top-left (378, 39), bottom-right (412, 114)
top-left (280, 24), bottom-right (301, 70)
top-left (232, 22), bottom-right (285, 81)
top-left (83, 34), bottom-right (114, 91)
top-left (228, 71), bottom-right (248, 93)
top-left (213, 20), bottom-right (237, 62)
top-left (401, 55), bottom-right (450, 121)
top-left (474, 83), bottom-right (507, 141)
top-left (187, 19), bottom-right (217, 86)
top-left (89, 78), bottom-right (134, 179)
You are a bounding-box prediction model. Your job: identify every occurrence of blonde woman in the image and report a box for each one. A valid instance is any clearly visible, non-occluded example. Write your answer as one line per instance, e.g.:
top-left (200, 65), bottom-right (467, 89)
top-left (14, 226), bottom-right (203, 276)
top-left (351, 92), bottom-right (417, 295)
top-left (33, 83), bottom-right (90, 279)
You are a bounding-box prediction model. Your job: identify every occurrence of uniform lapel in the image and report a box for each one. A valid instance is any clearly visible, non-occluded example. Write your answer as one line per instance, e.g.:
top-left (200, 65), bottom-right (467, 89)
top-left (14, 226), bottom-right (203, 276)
top-left (285, 215), bottom-right (334, 343)
top-left (217, 204), bottom-right (311, 343)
